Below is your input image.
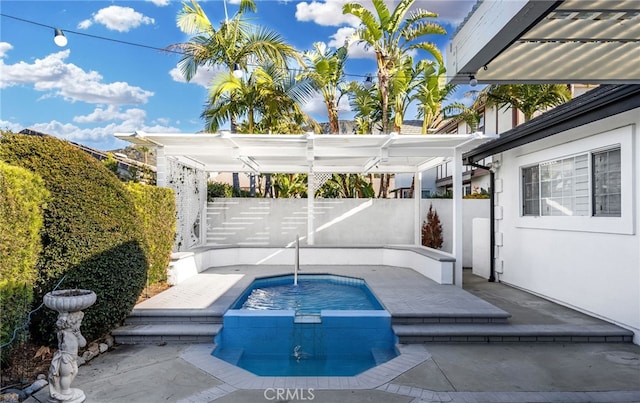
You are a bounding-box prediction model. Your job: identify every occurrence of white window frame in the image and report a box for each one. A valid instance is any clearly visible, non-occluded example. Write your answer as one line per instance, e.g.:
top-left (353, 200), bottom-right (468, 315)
top-left (515, 125), bottom-right (634, 235)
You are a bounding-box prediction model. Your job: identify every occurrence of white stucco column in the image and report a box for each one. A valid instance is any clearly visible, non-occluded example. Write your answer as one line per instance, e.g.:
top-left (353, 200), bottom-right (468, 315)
top-left (307, 173), bottom-right (315, 245)
top-left (452, 147), bottom-right (463, 287)
top-left (155, 146), bottom-right (166, 187)
top-left (414, 171), bottom-right (422, 245)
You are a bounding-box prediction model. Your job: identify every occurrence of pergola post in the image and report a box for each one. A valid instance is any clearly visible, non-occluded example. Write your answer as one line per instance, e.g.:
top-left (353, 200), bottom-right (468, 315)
top-left (452, 147), bottom-right (463, 287)
top-left (155, 146), bottom-right (166, 187)
top-left (414, 171), bottom-right (422, 245)
top-left (307, 173), bottom-right (315, 245)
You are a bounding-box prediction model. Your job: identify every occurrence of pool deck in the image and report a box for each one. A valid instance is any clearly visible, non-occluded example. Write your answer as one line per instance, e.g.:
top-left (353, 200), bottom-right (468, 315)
top-left (130, 264), bottom-right (510, 318)
top-left (26, 267), bottom-right (640, 403)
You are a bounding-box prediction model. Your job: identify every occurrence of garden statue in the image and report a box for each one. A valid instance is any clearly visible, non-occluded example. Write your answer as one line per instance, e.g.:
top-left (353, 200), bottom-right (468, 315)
top-left (44, 289), bottom-right (96, 403)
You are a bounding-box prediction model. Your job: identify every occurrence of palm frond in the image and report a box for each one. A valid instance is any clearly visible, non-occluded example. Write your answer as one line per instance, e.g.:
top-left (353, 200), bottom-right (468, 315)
top-left (343, 3), bottom-right (382, 44)
top-left (177, 0), bottom-right (212, 34)
top-left (387, 0), bottom-right (415, 33)
top-left (402, 21), bottom-right (447, 42)
top-left (409, 42), bottom-right (444, 66)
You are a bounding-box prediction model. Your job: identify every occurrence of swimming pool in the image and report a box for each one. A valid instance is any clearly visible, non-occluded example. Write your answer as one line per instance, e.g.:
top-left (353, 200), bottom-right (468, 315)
top-left (232, 274), bottom-right (384, 313)
top-left (213, 274), bottom-right (398, 376)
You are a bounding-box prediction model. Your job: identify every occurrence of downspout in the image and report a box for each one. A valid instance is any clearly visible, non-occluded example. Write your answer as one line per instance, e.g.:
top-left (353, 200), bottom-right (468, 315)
top-left (466, 162), bottom-right (496, 282)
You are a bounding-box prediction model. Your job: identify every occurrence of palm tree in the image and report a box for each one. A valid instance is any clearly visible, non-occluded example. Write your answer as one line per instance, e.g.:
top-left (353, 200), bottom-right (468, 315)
top-left (317, 173), bottom-right (375, 198)
top-left (169, 0), bottom-right (302, 193)
top-left (203, 63), bottom-right (316, 134)
top-left (485, 84), bottom-right (572, 122)
top-left (388, 56), bottom-right (425, 133)
top-left (204, 63), bottom-right (317, 196)
top-left (412, 62), bottom-right (457, 134)
top-left (343, 0), bottom-right (446, 134)
top-left (342, 80), bottom-right (380, 134)
top-left (298, 42), bottom-right (349, 134)
top-left (273, 173), bottom-right (307, 198)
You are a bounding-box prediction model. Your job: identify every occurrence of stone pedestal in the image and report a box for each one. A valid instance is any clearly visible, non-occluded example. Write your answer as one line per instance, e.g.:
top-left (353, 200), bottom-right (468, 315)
top-left (43, 290), bottom-right (96, 403)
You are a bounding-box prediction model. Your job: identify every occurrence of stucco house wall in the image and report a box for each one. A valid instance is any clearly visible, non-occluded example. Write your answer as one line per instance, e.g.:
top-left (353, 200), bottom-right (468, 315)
top-left (494, 109), bottom-right (639, 343)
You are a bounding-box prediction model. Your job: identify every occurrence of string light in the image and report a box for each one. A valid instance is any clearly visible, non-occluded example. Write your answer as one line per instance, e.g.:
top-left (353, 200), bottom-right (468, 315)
top-left (53, 28), bottom-right (67, 47)
top-left (1, 12), bottom-right (472, 83)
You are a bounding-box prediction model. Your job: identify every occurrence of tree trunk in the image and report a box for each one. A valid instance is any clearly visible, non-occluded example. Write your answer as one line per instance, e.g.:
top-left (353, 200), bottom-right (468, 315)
top-left (327, 101), bottom-right (340, 134)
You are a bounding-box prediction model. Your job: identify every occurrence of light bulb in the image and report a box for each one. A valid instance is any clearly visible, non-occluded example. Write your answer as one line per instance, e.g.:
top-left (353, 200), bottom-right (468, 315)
top-left (54, 29), bottom-right (67, 47)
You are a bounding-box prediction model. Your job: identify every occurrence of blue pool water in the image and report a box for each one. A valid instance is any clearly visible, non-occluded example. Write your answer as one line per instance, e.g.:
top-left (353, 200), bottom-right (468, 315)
top-left (233, 274), bottom-right (383, 313)
top-left (213, 274), bottom-right (398, 376)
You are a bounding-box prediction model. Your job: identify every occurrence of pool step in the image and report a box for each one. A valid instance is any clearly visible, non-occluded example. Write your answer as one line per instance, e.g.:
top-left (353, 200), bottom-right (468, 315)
top-left (294, 314), bottom-right (322, 324)
top-left (392, 323), bottom-right (634, 344)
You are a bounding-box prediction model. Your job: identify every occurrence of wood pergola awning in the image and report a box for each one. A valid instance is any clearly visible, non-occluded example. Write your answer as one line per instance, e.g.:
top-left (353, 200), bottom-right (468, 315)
top-left (114, 131), bottom-right (498, 174)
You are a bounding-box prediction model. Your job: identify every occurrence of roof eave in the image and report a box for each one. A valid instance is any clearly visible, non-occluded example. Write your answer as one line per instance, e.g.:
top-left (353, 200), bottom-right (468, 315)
top-left (463, 85), bottom-right (640, 164)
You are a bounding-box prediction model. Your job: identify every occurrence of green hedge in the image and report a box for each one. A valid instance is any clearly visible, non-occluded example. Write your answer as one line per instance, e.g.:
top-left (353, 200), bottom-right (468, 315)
top-left (0, 161), bottom-right (49, 362)
top-left (126, 182), bottom-right (176, 284)
top-left (0, 132), bottom-right (148, 345)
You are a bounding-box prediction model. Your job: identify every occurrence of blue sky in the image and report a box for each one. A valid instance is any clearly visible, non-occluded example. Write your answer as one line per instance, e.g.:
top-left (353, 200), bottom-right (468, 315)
top-left (0, 0), bottom-right (476, 151)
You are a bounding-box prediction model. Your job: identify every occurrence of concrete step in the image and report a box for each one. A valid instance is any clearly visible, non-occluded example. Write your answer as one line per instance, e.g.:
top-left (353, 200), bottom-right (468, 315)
top-left (124, 309), bottom-right (222, 325)
top-left (393, 323), bottom-right (634, 344)
top-left (392, 313), bottom-right (510, 325)
top-left (112, 323), bottom-right (221, 344)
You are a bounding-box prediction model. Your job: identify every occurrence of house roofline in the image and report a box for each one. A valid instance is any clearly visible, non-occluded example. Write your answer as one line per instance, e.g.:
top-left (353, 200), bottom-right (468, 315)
top-left (463, 85), bottom-right (640, 164)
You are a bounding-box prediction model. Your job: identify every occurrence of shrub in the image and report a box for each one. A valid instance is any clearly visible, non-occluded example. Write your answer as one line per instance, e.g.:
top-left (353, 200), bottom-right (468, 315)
top-left (208, 181), bottom-right (233, 199)
top-left (421, 203), bottom-right (443, 249)
top-left (0, 161), bottom-right (49, 362)
top-left (0, 132), bottom-right (147, 345)
top-left (126, 182), bottom-right (176, 284)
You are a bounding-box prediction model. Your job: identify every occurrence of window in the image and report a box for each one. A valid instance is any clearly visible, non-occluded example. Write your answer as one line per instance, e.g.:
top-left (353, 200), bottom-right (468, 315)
top-left (522, 165), bottom-right (539, 216)
top-left (592, 148), bottom-right (621, 216)
top-left (521, 147), bottom-right (621, 217)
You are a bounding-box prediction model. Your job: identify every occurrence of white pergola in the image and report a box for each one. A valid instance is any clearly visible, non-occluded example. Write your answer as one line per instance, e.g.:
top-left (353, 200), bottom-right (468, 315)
top-left (447, 0), bottom-right (640, 84)
top-left (115, 131), bottom-right (498, 286)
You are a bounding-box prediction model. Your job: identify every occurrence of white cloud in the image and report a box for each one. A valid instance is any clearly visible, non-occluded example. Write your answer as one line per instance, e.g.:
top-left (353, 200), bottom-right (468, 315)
top-left (145, 0), bottom-right (171, 6)
top-left (77, 19), bottom-right (92, 30)
top-left (301, 92), bottom-right (351, 118)
top-left (0, 50), bottom-right (154, 105)
top-left (327, 27), bottom-right (373, 59)
top-left (422, 0), bottom-right (477, 26)
top-left (73, 105), bottom-right (147, 124)
top-left (0, 119), bottom-right (24, 133)
top-left (169, 64), bottom-right (219, 89)
top-left (80, 6), bottom-right (155, 33)
top-left (25, 114), bottom-right (181, 147)
top-left (295, 0), bottom-right (360, 27)
top-left (0, 42), bottom-right (13, 58)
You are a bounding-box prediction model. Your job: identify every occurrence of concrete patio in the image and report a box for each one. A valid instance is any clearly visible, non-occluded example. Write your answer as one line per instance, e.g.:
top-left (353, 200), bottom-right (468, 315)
top-left (26, 269), bottom-right (640, 403)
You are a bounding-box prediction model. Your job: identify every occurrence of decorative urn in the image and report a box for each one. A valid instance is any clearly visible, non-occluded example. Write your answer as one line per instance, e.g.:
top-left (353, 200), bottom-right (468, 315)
top-left (44, 289), bottom-right (97, 313)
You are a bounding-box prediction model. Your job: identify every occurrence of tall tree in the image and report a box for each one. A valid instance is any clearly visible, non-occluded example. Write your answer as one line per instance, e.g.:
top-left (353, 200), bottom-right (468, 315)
top-left (298, 42), bottom-right (349, 134)
top-left (485, 84), bottom-right (572, 122)
top-left (169, 0), bottom-right (302, 193)
top-left (343, 0), bottom-right (446, 134)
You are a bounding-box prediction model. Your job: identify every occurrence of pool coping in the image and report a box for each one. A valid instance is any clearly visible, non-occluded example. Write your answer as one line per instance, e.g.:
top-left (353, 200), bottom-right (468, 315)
top-left (180, 343), bottom-right (431, 390)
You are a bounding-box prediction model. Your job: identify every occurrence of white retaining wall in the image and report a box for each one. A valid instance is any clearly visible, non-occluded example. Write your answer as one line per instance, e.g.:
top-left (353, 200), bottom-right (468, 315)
top-left (205, 198), bottom-right (489, 268)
